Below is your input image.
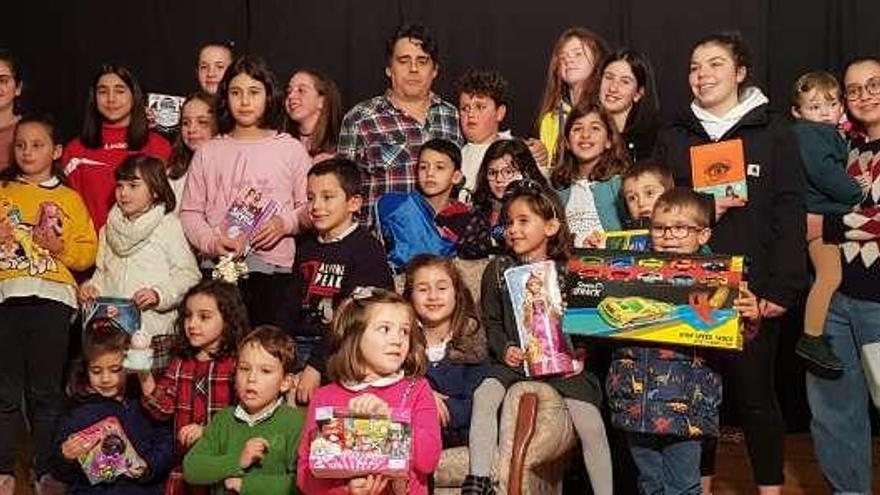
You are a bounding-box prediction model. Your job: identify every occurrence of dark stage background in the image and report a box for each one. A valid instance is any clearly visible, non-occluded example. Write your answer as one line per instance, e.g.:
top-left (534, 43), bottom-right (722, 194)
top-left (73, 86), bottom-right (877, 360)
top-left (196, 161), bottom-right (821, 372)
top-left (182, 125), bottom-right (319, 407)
top-left (4, 0), bottom-right (880, 434)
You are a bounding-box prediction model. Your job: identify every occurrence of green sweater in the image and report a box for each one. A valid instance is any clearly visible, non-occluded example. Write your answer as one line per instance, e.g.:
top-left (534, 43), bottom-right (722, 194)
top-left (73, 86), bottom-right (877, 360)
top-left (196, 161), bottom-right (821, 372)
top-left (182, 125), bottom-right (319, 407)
top-left (183, 404), bottom-right (304, 494)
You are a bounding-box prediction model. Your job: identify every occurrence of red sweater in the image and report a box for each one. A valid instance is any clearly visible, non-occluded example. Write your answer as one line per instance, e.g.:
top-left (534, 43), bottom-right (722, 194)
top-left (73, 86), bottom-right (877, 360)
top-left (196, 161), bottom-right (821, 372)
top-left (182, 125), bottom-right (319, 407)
top-left (63, 125), bottom-right (171, 229)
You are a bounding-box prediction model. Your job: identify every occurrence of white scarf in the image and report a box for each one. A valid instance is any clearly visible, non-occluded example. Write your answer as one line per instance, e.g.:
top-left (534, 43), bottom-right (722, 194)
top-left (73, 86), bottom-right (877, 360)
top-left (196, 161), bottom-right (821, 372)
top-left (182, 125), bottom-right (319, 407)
top-left (105, 205), bottom-right (166, 257)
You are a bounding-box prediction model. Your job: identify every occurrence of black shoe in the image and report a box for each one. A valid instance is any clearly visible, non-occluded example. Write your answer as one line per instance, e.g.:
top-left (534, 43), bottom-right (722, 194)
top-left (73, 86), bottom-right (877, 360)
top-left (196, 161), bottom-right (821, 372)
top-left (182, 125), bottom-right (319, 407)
top-left (461, 475), bottom-right (494, 495)
top-left (796, 334), bottom-right (844, 372)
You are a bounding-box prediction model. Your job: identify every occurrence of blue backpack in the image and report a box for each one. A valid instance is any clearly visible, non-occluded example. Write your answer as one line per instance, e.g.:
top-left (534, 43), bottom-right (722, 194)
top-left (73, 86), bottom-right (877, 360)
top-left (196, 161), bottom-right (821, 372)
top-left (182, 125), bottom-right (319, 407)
top-left (376, 192), bottom-right (457, 273)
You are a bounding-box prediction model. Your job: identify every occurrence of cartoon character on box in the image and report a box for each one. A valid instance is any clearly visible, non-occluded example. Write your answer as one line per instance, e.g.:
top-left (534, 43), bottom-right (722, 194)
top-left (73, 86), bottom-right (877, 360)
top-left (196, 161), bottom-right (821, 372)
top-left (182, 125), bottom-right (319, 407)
top-left (311, 417), bottom-right (344, 457)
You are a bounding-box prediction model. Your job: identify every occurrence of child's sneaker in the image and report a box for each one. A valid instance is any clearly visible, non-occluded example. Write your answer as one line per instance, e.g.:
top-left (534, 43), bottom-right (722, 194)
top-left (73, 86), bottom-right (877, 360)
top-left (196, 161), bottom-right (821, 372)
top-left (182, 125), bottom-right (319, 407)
top-left (461, 475), bottom-right (495, 495)
top-left (796, 334), bottom-right (844, 372)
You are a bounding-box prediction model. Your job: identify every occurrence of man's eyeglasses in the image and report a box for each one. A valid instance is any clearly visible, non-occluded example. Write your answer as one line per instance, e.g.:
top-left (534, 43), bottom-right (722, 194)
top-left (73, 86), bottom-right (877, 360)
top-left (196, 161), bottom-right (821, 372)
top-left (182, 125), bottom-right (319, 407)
top-left (487, 167), bottom-right (520, 181)
top-left (650, 224), bottom-right (705, 239)
top-left (844, 77), bottom-right (880, 101)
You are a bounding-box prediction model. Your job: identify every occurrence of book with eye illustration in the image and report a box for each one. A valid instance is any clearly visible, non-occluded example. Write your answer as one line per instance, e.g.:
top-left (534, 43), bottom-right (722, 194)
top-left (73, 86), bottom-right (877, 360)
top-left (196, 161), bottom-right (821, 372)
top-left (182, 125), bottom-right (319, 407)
top-left (690, 138), bottom-right (748, 201)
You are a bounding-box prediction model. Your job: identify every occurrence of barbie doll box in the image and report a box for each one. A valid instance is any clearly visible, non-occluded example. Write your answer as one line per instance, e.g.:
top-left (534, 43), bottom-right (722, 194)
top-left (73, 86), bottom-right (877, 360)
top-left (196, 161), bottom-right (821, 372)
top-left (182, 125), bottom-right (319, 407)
top-left (563, 249), bottom-right (744, 350)
top-left (504, 261), bottom-right (578, 377)
top-left (75, 417), bottom-right (146, 484)
top-left (309, 407), bottom-right (412, 478)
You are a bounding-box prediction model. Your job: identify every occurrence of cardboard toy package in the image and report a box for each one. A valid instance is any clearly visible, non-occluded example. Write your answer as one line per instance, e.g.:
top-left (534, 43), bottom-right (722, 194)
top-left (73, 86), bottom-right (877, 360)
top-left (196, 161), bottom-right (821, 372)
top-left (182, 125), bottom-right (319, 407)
top-left (76, 417), bottom-right (146, 485)
top-left (309, 407), bottom-right (411, 478)
top-left (604, 229), bottom-right (651, 251)
top-left (82, 297), bottom-right (141, 335)
top-left (504, 261), bottom-right (578, 377)
top-left (147, 93), bottom-right (185, 136)
top-left (223, 187), bottom-right (279, 244)
top-left (564, 249), bottom-right (744, 350)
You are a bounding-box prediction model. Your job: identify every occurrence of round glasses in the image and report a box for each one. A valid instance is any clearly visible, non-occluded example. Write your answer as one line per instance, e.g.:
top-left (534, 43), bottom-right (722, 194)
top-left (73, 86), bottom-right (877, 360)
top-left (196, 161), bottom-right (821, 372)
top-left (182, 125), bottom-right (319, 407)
top-left (844, 77), bottom-right (880, 101)
top-left (487, 167), bottom-right (520, 182)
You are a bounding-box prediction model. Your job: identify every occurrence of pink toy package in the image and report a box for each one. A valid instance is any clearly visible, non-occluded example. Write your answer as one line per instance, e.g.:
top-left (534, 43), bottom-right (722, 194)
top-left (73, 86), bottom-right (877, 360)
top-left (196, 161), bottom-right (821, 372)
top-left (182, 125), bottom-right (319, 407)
top-left (308, 407), bottom-right (412, 479)
top-left (223, 187), bottom-right (279, 243)
top-left (75, 416), bottom-right (146, 485)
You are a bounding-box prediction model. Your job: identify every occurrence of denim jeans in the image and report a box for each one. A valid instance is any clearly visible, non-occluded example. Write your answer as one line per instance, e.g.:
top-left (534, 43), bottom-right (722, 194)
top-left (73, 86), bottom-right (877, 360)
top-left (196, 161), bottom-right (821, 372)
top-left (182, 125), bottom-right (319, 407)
top-left (806, 293), bottom-right (880, 494)
top-left (627, 433), bottom-right (702, 495)
top-left (293, 335), bottom-right (323, 373)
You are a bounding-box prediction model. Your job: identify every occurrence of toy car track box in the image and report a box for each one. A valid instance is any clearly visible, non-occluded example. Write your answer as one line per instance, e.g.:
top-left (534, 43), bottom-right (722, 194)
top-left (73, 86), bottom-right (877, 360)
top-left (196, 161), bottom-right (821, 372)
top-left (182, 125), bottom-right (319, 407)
top-left (309, 407), bottom-right (412, 478)
top-left (564, 249), bottom-right (744, 350)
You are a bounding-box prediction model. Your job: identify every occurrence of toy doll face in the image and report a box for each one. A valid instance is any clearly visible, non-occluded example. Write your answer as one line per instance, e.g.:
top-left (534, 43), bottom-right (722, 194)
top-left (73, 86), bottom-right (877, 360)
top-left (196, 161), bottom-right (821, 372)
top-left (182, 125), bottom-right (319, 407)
top-left (88, 351), bottom-right (126, 400)
top-left (235, 341), bottom-right (293, 414)
top-left (181, 98), bottom-right (216, 151)
top-left (417, 148), bottom-right (461, 200)
top-left (96, 73), bottom-right (134, 127)
top-left (359, 303), bottom-right (412, 380)
top-left (197, 45), bottom-right (232, 95)
top-left (410, 265), bottom-right (456, 328)
top-left (526, 275), bottom-right (543, 295)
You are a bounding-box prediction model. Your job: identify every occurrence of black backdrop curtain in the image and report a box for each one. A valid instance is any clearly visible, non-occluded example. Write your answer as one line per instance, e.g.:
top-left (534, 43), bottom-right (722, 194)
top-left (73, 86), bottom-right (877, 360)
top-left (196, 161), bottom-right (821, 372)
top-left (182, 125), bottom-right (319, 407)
top-left (4, 0), bottom-right (880, 433)
top-left (5, 0), bottom-right (880, 141)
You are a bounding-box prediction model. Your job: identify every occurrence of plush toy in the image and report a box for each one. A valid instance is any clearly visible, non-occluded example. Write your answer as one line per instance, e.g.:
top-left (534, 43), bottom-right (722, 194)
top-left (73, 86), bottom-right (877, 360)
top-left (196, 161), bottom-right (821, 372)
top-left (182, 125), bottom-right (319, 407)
top-left (123, 330), bottom-right (154, 371)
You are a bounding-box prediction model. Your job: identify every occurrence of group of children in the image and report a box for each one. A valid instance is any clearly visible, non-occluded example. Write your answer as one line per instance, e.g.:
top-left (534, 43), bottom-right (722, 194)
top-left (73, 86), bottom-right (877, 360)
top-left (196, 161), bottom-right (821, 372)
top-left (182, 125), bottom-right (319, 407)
top-left (0, 23), bottom-right (875, 495)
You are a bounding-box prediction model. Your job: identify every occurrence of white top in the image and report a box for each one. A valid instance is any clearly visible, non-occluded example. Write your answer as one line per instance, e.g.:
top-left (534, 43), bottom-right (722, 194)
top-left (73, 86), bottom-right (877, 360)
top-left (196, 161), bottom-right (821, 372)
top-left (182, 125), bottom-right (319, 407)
top-left (565, 179), bottom-right (604, 248)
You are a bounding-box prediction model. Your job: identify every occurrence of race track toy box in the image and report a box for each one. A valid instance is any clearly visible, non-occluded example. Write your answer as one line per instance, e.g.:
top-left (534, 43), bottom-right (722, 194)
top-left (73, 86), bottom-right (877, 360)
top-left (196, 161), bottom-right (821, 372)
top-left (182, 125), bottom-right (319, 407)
top-left (563, 249), bottom-right (744, 350)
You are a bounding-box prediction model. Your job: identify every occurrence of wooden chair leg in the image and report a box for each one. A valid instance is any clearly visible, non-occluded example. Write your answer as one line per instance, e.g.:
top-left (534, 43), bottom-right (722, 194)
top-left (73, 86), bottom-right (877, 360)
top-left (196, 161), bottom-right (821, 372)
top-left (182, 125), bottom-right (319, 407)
top-left (507, 393), bottom-right (539, 495)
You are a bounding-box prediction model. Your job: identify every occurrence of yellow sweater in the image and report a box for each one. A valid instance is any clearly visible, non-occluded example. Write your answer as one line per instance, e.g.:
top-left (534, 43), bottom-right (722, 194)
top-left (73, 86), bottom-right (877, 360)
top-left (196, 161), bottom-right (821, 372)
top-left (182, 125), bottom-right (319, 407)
top-left (0, 177), bottom-right (97, 307)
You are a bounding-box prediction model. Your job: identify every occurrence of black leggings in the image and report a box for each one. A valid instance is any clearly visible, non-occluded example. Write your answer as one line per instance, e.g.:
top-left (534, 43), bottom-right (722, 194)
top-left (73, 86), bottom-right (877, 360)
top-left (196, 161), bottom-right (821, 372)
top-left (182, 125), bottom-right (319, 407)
top-left (701, 318), bottom-right (785, 485)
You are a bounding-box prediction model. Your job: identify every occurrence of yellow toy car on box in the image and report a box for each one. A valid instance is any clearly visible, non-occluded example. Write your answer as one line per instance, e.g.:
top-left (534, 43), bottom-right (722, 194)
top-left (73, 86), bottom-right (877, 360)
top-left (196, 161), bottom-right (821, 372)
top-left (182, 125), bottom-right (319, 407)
top-left (598, 296), bottom-right (674, 328)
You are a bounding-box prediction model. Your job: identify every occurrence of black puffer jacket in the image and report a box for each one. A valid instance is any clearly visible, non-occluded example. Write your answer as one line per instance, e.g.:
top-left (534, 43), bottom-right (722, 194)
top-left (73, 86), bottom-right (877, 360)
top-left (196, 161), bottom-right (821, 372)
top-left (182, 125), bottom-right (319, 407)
top-left (653, 104), bottom-right (808, 308)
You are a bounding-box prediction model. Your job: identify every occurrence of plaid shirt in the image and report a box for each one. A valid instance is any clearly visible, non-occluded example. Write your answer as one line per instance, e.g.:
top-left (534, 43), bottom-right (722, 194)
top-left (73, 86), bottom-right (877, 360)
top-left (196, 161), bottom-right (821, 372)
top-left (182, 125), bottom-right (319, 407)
top-left (338, 91), bottom-right (462, 228)
top-left (142, 355), bottom-right (236, 451)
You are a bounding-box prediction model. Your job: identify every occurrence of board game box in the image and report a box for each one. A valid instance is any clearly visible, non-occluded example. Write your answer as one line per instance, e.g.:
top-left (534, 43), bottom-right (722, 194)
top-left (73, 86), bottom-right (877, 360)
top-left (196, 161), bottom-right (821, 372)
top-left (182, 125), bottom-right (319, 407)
top-left (309, 407), bottom-right (411, 479)
top-left (564, 249), bottom-right (744, 350)
top-left (504, 261), bottom-right (578, 377)
top-left (76, 416), bottom-right (146, 485)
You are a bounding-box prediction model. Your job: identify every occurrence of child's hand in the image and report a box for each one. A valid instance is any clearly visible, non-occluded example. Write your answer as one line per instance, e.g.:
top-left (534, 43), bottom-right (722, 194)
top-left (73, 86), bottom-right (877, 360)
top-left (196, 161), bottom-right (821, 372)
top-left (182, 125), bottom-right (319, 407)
top-left (433, 391), bottom-right (450, 427)
top-left (61, 433), bottom-right (99, 460)
top-left (215, 235), bottom-right (246, 258)
top-left (857, 174), bottom-right (872, 193)
top-left (714, 196), bottom-right (747, 221)
top-left (348, 393), bottom-right (390, 416)
top-left (504, 346), bottom-right (524, 367)
top-left (132, 288), bottom-right (160, 310)
top-left (348, 474), bottom-right (389, 495)
top-left (78, 284), bottom-right (100, 304)
top-left (296, 365), bottom-right (321, 404)
top-left (251, 215), bottom-right (286, 250)
top-left (239, 437), bottom-right (269, 469)
top-left (525, 138), bottom-right (549, 169)
top-left (733, 286), bottom-right (760, 321)
top-left (126, 463), bottom-right (147, 479)
top-left (178, 423), bottom-right (204, 447)
top-left (758, 299), bottom-right (787, 319)
top-left (32, 228), bottom-right (64, 255)
top-left (224, 477), bottom-right (243, 493)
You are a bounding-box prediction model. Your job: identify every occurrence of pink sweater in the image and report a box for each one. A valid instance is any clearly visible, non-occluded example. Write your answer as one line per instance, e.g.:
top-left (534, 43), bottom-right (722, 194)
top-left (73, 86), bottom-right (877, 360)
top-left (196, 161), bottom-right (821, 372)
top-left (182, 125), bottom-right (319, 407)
top-left (296, 377), bottom-right (441, 495)
top-left (179, 132), bottom-right (310, 267)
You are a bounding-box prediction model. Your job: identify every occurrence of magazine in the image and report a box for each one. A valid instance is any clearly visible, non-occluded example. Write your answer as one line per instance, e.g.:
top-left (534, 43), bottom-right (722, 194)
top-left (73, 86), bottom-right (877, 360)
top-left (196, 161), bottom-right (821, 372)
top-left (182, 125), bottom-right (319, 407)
top-left (503, 261), bottom-right (577, 377)
top-left (690, 138), bottom-right (748, 201)
top-left (76, 417), bottom-right (146, 485)
top-left (309, 407), bottom-right (411, 479)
